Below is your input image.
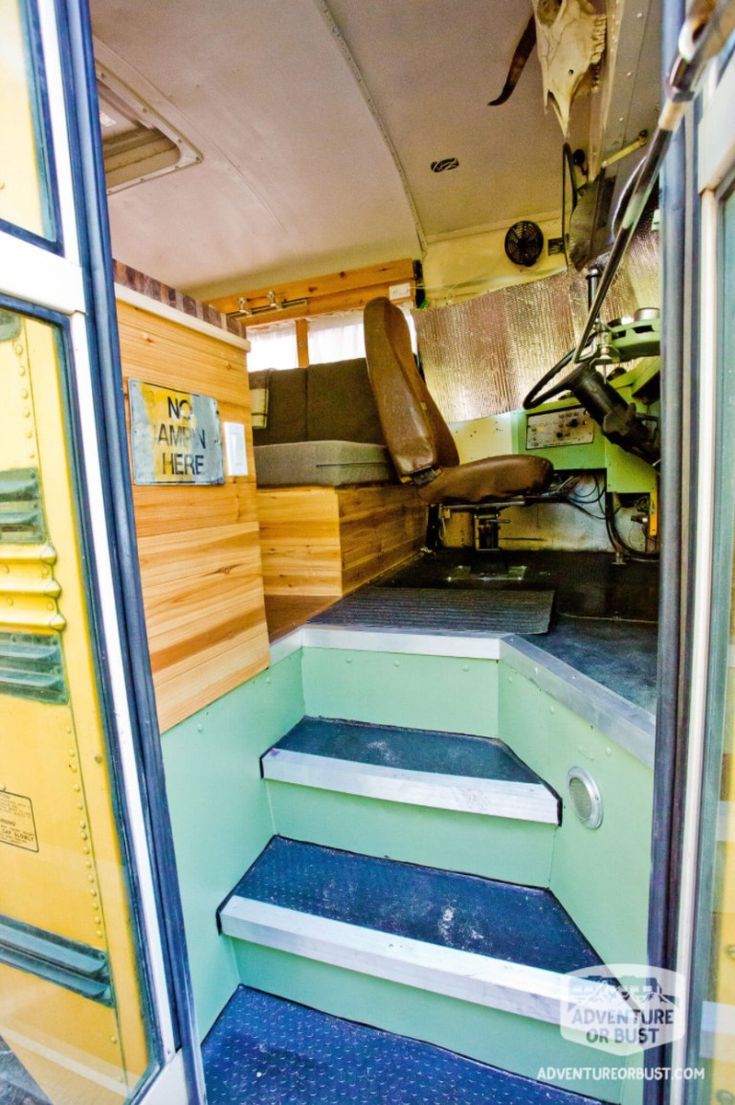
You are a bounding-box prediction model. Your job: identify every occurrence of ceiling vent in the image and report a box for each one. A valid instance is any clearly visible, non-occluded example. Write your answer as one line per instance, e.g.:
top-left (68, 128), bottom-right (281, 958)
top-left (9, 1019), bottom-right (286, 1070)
top-left (430, 157), bottom-right (460, 173)
top-left (96, 63), bottom-right (201, 193)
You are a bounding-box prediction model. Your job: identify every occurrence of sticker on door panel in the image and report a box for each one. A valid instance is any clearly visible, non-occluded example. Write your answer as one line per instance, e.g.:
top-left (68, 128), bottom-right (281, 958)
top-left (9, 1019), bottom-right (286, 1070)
top-left (0, 790), bottom-right (38, 851)
top-left (129, 379), bottom-right (224, 485)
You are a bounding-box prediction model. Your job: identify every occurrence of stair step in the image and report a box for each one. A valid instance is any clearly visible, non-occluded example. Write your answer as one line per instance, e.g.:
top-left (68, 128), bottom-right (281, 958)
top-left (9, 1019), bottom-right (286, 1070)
top-left (262, 717), bottom-right (560, 824)
top-left (202, 985), bottom-right (604, 1105)
top-left (219, 838), bottom-right (611, 1025)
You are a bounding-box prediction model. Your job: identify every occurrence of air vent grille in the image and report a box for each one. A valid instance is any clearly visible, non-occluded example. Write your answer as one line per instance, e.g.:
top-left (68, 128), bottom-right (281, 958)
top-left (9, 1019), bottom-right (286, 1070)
top-left (0, 632), bottom-right (67, 703)
top-left (0, 469), bottom-right (44, 544)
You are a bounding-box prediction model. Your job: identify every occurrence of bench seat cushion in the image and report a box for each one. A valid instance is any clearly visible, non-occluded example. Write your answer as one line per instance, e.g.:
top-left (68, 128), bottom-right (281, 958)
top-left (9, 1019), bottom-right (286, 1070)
top-left (254, 441), bottom-right (394, 487)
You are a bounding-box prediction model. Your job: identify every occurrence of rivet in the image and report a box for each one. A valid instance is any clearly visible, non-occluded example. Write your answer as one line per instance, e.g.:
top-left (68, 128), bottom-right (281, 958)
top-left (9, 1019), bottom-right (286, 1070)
top-left (88, 874), bottom-right (95, 883)
top-left (46, 601), bottom-right (54, 610)
top-left (265, 676), bottom-right (271, 684)
top-left (393, 660), bottom-right (400, 667)
top-left (73, 784), bottom-right (80, 792)
top-left (14, 342), bottom-right (23, 355)
top-left (20, 388), bottom-right (28, 399)
top-left (725, 945), bottom-right (735, 959)
top-left (94, 754), bottom-right (103, 764)
top-left (79, 820), bottom-right (87, 828)
top-left (77, 802), bottom-right (83, 810)
top-left (111, 1037), bottom-right (118, 1045)
top-left (96, 928), bottom-right (103, 937)
top-left (68, 748), bottom-right (76, 757)
top-left (83, 845), bottom-right (90, 854)
top-left (86, 860), bottom-right (93, 868)
top-left (90, 889), bottom-right (98, 897)
top-left (462, 664), bottom-right (469, 672)
top-left (196, 723), bottom-right (203, 733)
top-left (18, 367), bottom-right (26, 376)
top-left (25, 429), bottom-right (33, 438)
top-left (23, 409), bottom-right (31, 418)
top-left (346, 657), bottom-right (352, 664)
top-left (550, 706), bottom-right (555, 714)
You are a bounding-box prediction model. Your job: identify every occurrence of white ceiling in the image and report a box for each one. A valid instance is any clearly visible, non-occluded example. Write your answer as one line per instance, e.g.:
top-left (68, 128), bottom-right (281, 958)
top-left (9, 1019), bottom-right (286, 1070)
top-left (90, 0), bottom-right (655, 298)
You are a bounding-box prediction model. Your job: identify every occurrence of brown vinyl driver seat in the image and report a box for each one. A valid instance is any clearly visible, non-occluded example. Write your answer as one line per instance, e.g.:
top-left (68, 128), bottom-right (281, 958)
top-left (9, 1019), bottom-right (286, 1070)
top-left (363, 297), bottom-right (553, 511)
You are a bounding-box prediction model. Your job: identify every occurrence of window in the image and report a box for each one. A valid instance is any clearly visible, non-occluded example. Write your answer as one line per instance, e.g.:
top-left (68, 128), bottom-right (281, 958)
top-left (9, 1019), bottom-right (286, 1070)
top-left (0, 0), bottom-right (58, 245)
top-left (308, 307), bottom-right (417, 365)
top-left (246, 320), bottom-right (298, 371)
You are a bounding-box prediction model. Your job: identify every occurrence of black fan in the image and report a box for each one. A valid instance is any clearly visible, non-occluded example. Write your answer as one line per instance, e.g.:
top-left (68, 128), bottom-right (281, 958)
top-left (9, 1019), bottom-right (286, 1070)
top-left (504, 221), bottom-right (544, 267)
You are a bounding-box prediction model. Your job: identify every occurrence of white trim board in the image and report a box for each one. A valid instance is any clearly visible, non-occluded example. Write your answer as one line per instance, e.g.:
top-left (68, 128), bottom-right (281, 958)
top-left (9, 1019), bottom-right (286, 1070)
top-left (220, 897), bottom-right (619, 1027)
top-left (262, 748), bottom-right (559, 824)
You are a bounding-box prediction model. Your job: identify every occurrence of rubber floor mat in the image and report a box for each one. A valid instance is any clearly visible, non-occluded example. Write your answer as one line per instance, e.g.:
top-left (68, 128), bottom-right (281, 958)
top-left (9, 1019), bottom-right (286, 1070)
top-left (310, 586), bottom-right (554, 635)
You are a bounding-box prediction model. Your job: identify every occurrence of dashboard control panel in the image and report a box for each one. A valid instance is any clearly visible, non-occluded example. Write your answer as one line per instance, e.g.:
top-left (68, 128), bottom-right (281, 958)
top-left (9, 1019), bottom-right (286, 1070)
top-left (525, 406), bottom-right (595, 449)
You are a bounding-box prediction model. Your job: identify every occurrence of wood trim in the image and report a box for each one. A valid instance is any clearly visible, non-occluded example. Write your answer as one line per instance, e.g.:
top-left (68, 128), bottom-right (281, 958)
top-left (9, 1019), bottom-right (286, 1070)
top-left (295, 318), bottom-right (310, 368)
top-left (117, 298), bottom-right (270, 730)
top-left (209, 258), bottom-right (416, 326)
top-left (256, 484), bottom-right (425, 601)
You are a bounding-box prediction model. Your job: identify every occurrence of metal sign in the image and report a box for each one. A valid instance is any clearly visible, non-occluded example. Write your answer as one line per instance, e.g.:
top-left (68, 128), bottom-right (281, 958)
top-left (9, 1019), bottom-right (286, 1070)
top-left (129, 379), bottom-right (224, 485)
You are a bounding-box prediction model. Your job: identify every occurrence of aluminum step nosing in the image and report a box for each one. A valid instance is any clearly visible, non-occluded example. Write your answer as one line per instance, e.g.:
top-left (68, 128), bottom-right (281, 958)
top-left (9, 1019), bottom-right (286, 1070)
top-left (262, 748), bottom-right (559, 824)
top-left (221, 897), bottom-right (618, 1025)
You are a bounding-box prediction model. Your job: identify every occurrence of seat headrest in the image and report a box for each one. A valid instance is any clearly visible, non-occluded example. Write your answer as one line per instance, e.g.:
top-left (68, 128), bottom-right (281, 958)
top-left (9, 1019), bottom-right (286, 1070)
top-left (364, 297), bottom-right (458, 479)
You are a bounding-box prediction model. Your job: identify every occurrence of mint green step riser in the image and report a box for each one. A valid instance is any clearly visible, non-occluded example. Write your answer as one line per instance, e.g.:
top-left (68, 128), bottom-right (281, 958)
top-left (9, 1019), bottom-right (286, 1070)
top-left (230, 940), bottom-right (632, 1104)
top-left (301, 646), bottom-right (653, 969)
top-left (266, 780), bottom-right (555, 885)
top-left (301, 648), bottom-right (500, 736)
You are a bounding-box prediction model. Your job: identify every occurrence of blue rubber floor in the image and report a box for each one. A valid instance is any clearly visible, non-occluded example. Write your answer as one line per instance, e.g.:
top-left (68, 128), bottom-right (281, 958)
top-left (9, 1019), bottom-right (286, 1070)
top-left (203, 986), bottom-right (602, 1105)
top-left (267, 717), bottom-right (550, 786)
top-left (228, 838), bottom-right (601, 975)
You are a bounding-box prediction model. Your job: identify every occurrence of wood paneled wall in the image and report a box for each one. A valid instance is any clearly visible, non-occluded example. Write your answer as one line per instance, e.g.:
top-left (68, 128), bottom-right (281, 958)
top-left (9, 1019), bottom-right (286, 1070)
top-left (256, 484), bottom-right (426, 598)
top-left (117, 298), bottom-right (270, 731)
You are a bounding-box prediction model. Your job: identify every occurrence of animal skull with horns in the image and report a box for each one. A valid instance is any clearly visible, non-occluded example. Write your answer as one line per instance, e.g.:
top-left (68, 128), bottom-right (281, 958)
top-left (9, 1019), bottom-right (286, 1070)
top-left (489, 0), bottom-right (606, 135)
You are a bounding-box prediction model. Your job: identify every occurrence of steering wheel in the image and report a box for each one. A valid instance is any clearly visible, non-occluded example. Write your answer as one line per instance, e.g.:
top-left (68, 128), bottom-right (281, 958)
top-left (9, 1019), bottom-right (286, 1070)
top-left (522, 348), bottom-right (586, 409)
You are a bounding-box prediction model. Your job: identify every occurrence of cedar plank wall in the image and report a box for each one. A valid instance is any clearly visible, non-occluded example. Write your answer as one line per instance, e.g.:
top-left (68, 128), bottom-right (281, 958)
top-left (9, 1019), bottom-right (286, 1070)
top-left (116, 299), bottom-right (270, 731)
top-left (256, 484), bottom-right (425, 597)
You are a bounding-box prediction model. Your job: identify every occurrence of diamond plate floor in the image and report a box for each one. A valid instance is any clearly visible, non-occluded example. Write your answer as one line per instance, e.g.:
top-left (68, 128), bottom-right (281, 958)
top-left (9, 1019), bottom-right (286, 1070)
top-left (203, 986), bottom-right (602, 1105)
top-left (226, 838), bottom-right (601, 974)
top-left (266, 716), bottom-right (550, 785)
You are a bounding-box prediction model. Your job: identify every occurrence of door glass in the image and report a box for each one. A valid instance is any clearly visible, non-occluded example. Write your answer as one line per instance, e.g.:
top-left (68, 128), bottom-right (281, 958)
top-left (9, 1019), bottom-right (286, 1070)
top-left (0, 307), bottom-right (157, 1104)
top-left (0, 0), bottom-right (57, 243)
top-left (688, 180), bottom-right (735, 1101)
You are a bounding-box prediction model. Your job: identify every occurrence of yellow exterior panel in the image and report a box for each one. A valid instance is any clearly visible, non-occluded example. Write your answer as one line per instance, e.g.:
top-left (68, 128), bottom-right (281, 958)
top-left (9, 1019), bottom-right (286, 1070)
top-left (1, 312), bottom-right (150, 1096)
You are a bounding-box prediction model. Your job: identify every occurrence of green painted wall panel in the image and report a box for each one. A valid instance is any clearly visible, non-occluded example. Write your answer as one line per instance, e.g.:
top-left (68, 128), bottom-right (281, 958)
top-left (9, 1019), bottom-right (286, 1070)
top-left (498, 663), bottom-right (653, 965)
top-left (161, 650), bottom-right (304, 1037)
top-left (268, 780), bottom-right (555, 886)
top-left (232, 942), bottom-right (630, 1103)
top-left (302, 649), bottom-right (499, 736)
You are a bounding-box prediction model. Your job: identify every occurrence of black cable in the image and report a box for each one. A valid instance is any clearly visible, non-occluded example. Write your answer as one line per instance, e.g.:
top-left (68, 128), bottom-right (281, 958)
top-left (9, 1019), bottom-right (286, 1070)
top-left (605, 493), bottom-right (660, 561)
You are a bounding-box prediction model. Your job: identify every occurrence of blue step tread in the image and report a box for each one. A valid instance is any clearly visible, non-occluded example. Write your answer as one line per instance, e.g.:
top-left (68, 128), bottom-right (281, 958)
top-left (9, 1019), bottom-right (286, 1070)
top-left (203, 986), bottom-right (602, 1105)
top-left (266, 716), bottom-right (545, 784)
top-left (224, 837), bottom-right (601, 975)
top-left (262, 717), bottom-right (560, 824)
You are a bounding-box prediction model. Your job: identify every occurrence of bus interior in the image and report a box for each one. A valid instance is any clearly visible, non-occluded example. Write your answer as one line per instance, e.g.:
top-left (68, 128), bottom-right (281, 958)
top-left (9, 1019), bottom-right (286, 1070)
top-left (2, 2), bottom-right (735, 1104)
